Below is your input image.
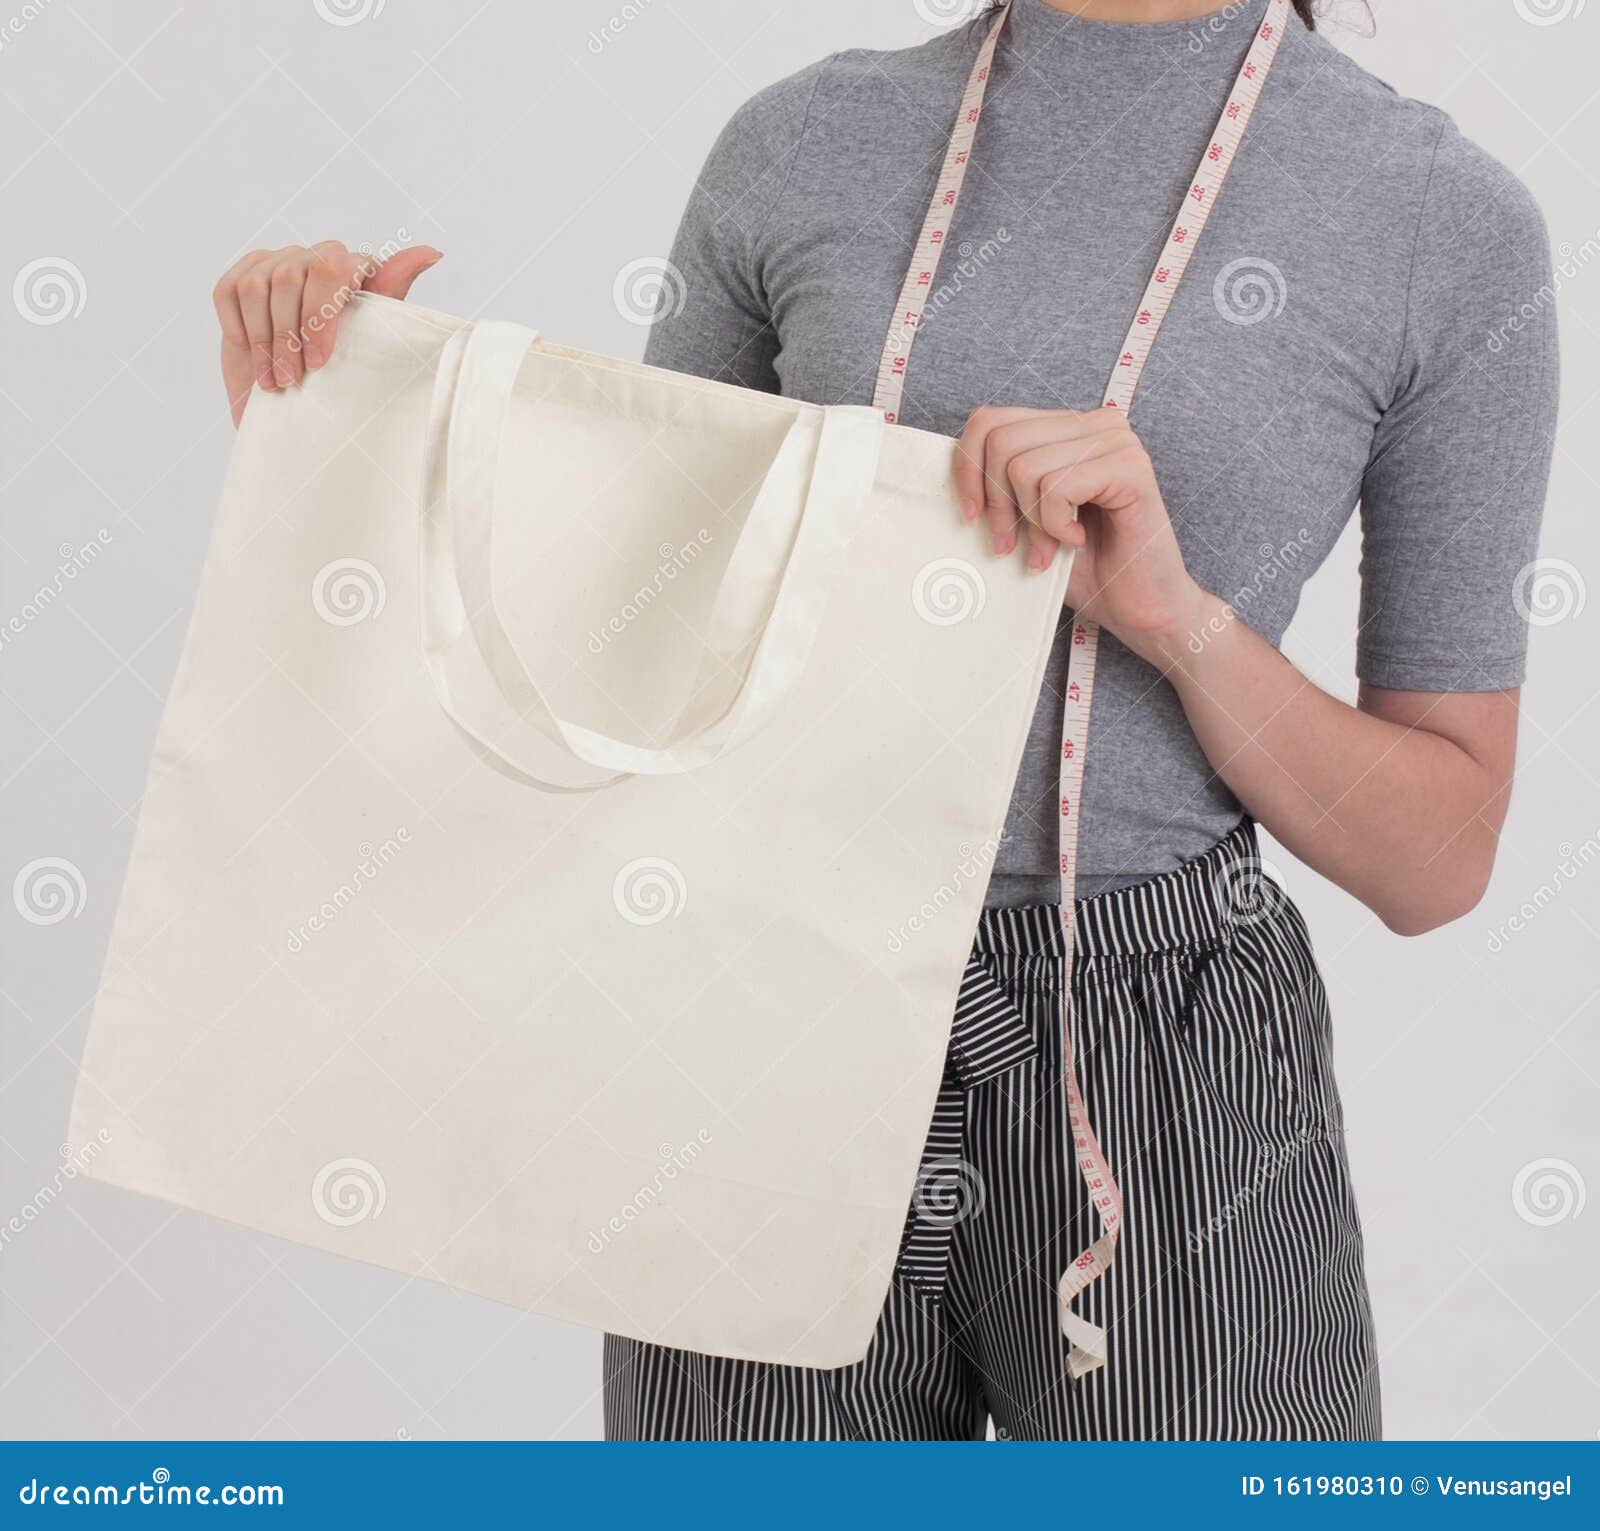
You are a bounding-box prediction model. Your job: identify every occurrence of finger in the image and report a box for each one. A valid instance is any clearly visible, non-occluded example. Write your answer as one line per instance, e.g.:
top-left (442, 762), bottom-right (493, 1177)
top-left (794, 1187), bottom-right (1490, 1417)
top-left (213, 248), bottom-right (269, 423)
top-left (1007, 444), bottom-right (1063, 571)
top-left (1014, 430), bottom-right (1139, 528)
top-left (1025, 522), bottom-right (1062, 572)
top-left (365, 244), bottom-right (443, 300)
top-left (299, 242), bottom-right (359, 370)
top-left (987, 413), bottom-right (1124, 551)
top-left (235, 252), bottom-right (279, 392)
top-left (1037, 467), bottom-right (1083, 560)
top-left (953, 405), bottom-right (1051, 521)
top-left (952, 408), bottom-right (1000, 521)
top-left (1036, 453), bottom-right (1136, 540)
top-left (983, 425), bottom-right (1025, 557)
top-left (269, 252), bottom-right (311, 387)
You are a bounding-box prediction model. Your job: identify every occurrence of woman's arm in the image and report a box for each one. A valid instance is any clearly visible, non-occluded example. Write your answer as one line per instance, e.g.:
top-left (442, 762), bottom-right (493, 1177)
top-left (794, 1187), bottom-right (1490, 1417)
top-left (952, 404), bottom-right (1520, 936)
top-left (1160, 599), bottom-right (1517, 936)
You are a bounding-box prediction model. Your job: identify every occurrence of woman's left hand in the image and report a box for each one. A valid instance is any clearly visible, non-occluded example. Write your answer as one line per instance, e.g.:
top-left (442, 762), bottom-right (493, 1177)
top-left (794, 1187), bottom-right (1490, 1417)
top-left (952, 405), bottom-right (1210, 672)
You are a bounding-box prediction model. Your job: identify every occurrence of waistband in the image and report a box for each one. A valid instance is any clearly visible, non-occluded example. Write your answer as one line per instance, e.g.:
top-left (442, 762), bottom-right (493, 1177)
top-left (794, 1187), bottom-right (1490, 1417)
top-left (974, 818), bottom-right (1265, 960)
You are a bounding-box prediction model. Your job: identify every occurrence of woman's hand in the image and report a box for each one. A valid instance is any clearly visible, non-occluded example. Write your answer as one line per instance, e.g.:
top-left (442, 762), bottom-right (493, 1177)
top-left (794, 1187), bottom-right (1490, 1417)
top-left (212, 242), bottom-right (442, 427)
top-left (952, 405), bottom-right (1208, 672)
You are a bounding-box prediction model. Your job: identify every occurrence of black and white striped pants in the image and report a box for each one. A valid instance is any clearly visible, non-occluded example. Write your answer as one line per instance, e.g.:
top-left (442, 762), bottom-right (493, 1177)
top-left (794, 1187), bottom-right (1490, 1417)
top-left (603, 821), bottom-right (1381, 1440)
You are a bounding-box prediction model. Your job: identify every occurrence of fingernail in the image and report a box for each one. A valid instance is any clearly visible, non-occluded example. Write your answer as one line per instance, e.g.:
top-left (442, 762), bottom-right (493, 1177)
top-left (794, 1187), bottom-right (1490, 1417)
top-left (991, 534), bottom-right (1013, 558)
top-left (959, 497), bottom-right (979, 522)
top-left (257, 363), bottom-right (276, 390)
top-left (273, 358), bottom-right (293, 387)
top-left (303, 340), bottom-right (325, 369)
top-left (1031, 549), bottom-right (1050, 571)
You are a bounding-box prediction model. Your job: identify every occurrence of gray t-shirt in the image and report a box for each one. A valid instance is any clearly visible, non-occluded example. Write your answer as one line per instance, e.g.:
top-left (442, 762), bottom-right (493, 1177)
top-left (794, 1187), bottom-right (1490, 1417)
top-left (643, 0), bottom-right (1558, 903)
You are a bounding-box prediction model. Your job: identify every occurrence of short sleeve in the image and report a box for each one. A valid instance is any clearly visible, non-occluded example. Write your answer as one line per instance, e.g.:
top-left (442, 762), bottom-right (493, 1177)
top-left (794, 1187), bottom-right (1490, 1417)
top-left (1356, 118), bottom-right (1560, 693)
top-left (641, 61), bottom-right (830, 393)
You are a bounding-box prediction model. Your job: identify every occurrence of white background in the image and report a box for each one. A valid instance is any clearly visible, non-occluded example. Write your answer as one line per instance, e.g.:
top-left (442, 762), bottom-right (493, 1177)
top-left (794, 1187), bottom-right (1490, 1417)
top-left (1, 0), bottom-right (1596, 1439)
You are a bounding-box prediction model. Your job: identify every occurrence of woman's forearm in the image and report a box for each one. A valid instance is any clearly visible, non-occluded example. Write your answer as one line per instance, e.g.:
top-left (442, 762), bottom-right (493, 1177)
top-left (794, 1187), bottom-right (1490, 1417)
top-left (1151, 591), bottom-right (1514, 936)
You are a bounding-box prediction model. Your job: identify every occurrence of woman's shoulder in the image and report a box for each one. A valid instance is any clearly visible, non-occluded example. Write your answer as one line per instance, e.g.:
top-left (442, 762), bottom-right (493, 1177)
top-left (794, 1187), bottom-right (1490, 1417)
top-left (711, 27), bottom-right (981, 154)
top-left (1283, 24), bottom-right (1546, 246)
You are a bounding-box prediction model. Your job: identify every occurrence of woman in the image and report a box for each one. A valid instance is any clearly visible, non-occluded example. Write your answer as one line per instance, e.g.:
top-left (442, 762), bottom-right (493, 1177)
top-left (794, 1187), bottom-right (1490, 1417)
top-left (211, 0), bottom-right (1557, 1440)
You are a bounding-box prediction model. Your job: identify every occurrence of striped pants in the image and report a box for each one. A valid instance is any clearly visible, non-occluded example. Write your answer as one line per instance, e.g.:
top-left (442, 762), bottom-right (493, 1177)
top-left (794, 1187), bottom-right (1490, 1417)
top-left (603, 821), bottom-right (1381, 1440)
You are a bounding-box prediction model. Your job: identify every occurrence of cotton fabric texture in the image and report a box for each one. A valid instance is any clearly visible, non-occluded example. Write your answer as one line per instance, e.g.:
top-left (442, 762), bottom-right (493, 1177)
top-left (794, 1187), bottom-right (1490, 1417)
top-left (644, 0), bottom-right (1560, 904)
top-left (70, 294), bottom-right (1072, 1369)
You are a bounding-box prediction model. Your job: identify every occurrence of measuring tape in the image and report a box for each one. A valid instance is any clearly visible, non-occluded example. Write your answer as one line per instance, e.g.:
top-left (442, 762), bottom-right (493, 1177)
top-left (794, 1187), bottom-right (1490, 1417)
top-left (873, 0), bottom-right (1289, 1379)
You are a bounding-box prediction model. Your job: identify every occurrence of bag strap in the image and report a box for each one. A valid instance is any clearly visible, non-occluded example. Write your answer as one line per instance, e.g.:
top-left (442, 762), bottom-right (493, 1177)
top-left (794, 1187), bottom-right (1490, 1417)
top-left (419, 320), bottom-right (884, 789)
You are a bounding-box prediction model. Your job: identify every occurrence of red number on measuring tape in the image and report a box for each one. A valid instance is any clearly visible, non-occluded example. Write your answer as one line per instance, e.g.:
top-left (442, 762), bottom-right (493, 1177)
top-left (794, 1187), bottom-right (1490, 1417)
top-left (866, 0), bottom-right (1291, 1374)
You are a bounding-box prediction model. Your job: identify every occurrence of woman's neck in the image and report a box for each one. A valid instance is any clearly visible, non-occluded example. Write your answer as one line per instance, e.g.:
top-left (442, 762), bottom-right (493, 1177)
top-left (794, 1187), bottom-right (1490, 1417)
top-left (1036, 0), bottom-right (1245, 20)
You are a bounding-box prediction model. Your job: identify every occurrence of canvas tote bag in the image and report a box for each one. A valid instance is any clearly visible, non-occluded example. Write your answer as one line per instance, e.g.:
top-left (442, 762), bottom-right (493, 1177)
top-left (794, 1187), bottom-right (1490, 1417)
top-left (69, 292), bottom-right (1070, 1367)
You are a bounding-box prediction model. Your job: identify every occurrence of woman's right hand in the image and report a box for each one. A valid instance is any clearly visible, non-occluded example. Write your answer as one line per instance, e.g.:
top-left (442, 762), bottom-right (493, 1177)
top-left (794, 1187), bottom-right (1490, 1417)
top-left (212, 241), bottom-right (442, 427)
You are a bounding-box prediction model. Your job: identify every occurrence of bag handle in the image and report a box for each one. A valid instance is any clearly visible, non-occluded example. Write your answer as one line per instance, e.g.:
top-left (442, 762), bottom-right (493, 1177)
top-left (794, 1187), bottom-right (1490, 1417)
top-left (419, 321), bottom-right (885, 790)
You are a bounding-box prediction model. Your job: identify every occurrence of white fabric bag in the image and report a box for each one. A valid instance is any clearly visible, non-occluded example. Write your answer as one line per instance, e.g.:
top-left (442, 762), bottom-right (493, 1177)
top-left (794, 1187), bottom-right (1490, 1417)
top-left (70, 293), bottom-right (1068, 1367)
